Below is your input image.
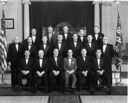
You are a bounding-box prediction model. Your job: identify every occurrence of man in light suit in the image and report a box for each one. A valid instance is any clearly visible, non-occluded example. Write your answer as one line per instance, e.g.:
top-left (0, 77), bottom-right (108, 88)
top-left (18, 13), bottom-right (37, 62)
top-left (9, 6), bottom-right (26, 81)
top-left (64, 49), bottom-right (77, 93)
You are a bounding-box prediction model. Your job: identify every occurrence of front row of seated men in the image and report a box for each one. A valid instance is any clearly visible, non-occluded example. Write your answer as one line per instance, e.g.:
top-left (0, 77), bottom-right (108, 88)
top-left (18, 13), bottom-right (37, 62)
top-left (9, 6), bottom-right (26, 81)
top-left (17, 48), bottom-right (111, 95)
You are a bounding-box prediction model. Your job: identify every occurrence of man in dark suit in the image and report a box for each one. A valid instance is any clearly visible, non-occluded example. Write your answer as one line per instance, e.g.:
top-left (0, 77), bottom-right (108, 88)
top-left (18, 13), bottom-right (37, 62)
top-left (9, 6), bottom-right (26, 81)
top-left (49, 48), bottom-right (65, 92)
top-left (22, 36), bottom-right (37, 58)
top-left (85, 35), bottom-right (96, 58)
top-left (101, 37), bottom-right (117, 87)
top-left (38, 36), bottom-right (52, 58)
top-left (92, 26), bottom-right (104, 48)
top-left (69, 33), bottom-right (83, 58)
top-left (64, 49), bottom-right (77, 93)
top-left (92, 49), bottom-right (111, 94)
top-left (52, 34), bottom-right (67, 58)
top-left (47, 26), bottom-right (57, 45)
top-left (34, 50), bottom-right (48, 93)
top-left (18, 50), bottom-right (34, 89)
top-left (78, 28), bottom-right (87, 47)
top-left (7, 36), bottom-right (23, 88)
top-left (77, 48), bottom-right (95, 94)
top-left (62, 25), bottom-right (72, 46)
top-left (31, 28), bottom-right (40, 45)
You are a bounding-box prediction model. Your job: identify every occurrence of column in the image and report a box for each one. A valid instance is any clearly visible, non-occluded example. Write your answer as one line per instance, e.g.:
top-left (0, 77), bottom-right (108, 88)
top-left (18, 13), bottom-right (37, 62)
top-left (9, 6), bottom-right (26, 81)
top-left (94, 1), bottom-right (100, 27)
top-left (22, 0), bottom-right (31, 39)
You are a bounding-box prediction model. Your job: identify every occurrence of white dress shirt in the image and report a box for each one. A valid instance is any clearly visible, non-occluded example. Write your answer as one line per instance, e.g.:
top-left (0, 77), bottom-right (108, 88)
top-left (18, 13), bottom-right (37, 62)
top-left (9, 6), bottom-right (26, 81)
top-left (80, 36), bottom-right (83, 42)
top-left (64, 33), bottom-right (67, 39)
top-left (39, 59), bottom-right (43, 67)
top-left (25, 58), bottom-right (29, 64)
top-left (15, 44), bottom-right (18, 51)
top-left (54, 57), bottom-right (58, 65)
top-left (74, 42), bottom-right (77, 47)
top-left (95, 34), bottom-right (98, 40)
top-left (68, 58), bottom-right (72, 66)
top-left (28, 45), bottom-right (31, 50)
top-left (32, 35), bottom-right (36, 43)
top-left (43, 44), bottom-right (46, 50)
top-left (103, 44), bottom-right (107, 53)
top-left (97, 58), bottom-right (100, 69)
top-left (88, 43), bottom-right (92, 48)
top-left (58, 43), bottom-right (61, 50)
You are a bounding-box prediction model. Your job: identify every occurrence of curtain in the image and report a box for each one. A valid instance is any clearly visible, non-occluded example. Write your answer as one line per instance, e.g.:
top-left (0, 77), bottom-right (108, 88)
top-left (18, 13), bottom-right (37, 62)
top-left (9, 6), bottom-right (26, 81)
top-left (30, 2), bottom-right (94, 35)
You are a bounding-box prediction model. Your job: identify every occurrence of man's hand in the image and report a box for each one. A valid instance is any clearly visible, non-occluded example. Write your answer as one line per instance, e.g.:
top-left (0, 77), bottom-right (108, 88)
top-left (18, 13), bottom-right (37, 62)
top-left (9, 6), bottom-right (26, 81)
top-left (53, 70), bottom-right (59, 76)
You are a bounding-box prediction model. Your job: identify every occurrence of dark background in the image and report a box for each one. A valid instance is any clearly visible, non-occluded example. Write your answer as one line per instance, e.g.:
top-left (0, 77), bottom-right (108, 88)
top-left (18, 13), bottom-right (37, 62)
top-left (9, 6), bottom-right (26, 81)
top-left (30, 2), bottom-right (94, 35)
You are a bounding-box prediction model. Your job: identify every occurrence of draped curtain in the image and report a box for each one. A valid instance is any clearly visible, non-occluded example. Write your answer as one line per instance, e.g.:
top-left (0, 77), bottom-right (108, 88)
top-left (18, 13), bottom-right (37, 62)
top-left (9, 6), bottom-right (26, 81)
top-left (30, 2), bottom-right (94, 35)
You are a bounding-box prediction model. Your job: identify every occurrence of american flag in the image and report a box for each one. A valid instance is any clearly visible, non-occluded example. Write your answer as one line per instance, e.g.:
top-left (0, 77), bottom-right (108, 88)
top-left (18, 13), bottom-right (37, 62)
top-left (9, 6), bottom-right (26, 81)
top-left (0, 9), bottom-right (7, 72)
top-left (115, 11), bottom-right (123, 70)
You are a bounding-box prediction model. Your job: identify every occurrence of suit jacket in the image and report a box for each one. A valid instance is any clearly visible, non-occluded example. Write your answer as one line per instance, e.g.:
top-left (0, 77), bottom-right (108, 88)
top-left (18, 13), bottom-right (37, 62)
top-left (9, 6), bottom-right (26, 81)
top-left (52, 41), bottom-right (68, 58)
top-left (19, 57), bottom-right (34, 73)
top-left (22, 43), bottom-right (37, 58)
top-left (85, 42), bottom-right (96, 57)
top-left (31, 35), bottom-right (41, 45)
top-left (92, 57), bottom-right (105, 73)
top-left (62, 32), bottom-right (72, 46)
top-left (77, 56), bottom-right (90, 73)
top-left (78, 36), bottom-right (87, 47)
top-left (7, 43), bottom-right (23, 64)
top-left (92, 32), bottom-right (104, 48)
top-left (100, 43), bottom-right (115, 73)
top-left (35, 58), bottom-right (48, 73)
top-left (64, 57), bottom-right (77, 71)
top-left (49, 56), bottom-right (64, 72)
top-left (47, 33), bottom-right (57, 45)
top-left (69, 40), bottom-right (83, 57)
top-left (38, 42), bottom-right (52, 58)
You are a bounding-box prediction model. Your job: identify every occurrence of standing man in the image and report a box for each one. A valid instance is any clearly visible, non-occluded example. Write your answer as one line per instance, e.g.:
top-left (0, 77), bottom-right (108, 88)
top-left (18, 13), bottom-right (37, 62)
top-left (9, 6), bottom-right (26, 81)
top-left (101, 37), bottom-right (116, 86)
top-left (22, 36), bottom-right (37, 59)
top-left (92, 26), bottom-right (104, 48)
top-left (7, 36), bottom-right (23, 88)
top-left (31, 28), bottom-right (40, 45)
top-left (49, 48), bottom-right (65, 92)
top-left (38, 36), bottom-right (52, 58)
top-left (85, 35), bottom-right (96, 58)
top-left (78, 28), bottom-right (87, 47)
top-left (64, 49), bottom-right (77, 93)
top-left (47, 26), bottom-right (57, 45)
top-left (62, 25), bottom-right (72, 46)
top-left (53, 34), bottom-right (67, 58)
top-left (69, 33), bottom-right (83, 58)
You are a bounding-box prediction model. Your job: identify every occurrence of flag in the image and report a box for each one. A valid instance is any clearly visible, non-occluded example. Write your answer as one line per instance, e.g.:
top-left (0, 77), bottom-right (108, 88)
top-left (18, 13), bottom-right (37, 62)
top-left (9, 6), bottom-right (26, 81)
top-left (0, 9), bottom-right (7, 72)
top-left (115, 11), bottom-right (123, 70)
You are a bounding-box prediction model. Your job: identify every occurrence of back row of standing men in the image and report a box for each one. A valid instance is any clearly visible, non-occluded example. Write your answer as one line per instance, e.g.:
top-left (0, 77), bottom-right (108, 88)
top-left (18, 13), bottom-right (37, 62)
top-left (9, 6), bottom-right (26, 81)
top-left (7, 25), bottom-right (117, 94)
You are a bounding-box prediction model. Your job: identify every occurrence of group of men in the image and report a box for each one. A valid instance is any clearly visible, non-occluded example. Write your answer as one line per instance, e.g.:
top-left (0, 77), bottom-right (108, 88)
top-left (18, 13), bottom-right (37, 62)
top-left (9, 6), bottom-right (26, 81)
top-left (7, 25), bottom-right (117, 94)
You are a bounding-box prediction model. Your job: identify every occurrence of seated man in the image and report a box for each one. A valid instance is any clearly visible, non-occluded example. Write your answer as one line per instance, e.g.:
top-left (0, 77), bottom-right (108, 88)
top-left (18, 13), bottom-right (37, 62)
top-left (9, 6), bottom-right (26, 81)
top-left (34, 50), bottom-right (48, 93)
top-left (92, 49), bottom-right (111, 94)
top-left (64, 49), bottom-right (77, 93)
top-left (49, 48), bottom-right (65, 93)
top-left (18, 50), bottom-right (34, 90)
top-left (77, 48), bottom-right (95, 94)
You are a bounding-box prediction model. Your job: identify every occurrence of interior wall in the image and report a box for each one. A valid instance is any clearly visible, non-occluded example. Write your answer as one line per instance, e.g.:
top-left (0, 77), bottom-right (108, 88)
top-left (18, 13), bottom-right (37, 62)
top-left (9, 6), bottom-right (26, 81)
top-left (0, 0), bottom-right (22, 44)
top-left (102, 3), bottom-right (128, 56)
